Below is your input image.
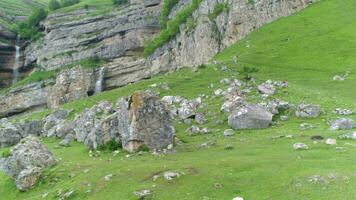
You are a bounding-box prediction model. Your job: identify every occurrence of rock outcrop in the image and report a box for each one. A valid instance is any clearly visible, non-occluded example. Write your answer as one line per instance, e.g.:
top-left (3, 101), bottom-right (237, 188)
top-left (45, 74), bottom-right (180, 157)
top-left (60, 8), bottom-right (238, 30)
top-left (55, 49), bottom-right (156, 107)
top-left (1, 135), bottom-right (56, 191)
top-left (148, 0), bottom-right (311, 72)
top-left (117, 91), bottom-right (175, 152)
top-left (0, 80), bottom-right (53, 118)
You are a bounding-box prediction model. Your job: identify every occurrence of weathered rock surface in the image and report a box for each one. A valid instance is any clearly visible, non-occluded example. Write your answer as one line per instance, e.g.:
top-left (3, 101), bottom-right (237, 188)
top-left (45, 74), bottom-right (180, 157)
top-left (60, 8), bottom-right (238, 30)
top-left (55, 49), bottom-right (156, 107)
top-left (149, 0), bottom-right (311, 72)
top-left (330, 118), bottom-right (356, 130)
top-left (0, 80), bottom-right (53, 118)
top-left (1, 136), bottom-right (56, 191)
top-left (228, 104), bottom-right (273, 130)
top-left (117, 91), bottom-right (175, 152)
top-left (47, 67), bottom-right (96, 108)
top-left (0, 118), bottom-right (42, 148)
top-left (24, 3), bottom-right (160, 71)
top-left (295, 103), bottom-right (322, 118)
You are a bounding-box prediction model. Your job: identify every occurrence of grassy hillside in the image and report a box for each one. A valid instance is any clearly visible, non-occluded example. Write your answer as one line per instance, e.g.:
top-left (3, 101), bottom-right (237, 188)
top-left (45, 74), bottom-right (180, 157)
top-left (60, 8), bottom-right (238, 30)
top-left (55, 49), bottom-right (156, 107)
top-left (0, 0), bottom-right (48, 28)
top-left (2, 0), bottom-right (356, 199)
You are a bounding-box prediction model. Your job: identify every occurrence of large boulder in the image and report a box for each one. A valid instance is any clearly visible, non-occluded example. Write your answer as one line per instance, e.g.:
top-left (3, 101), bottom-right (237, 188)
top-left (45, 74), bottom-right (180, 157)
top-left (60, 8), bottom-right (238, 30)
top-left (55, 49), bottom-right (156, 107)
top-left (228, 104), bottom-right (273, 130)
top-left (73, 101), bottom-right (119, 149)
top-left (117, 91), bottom-right (175, 152)
top-left (1, 136), bottom-right (56, 191)
top-left (43, 109), bottom-right (71, 137)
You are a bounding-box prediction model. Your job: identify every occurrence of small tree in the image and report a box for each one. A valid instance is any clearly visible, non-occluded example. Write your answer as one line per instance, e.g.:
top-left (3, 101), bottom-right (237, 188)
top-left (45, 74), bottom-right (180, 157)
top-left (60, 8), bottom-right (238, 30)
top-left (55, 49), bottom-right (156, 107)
top-left (49, 0), bottom-right (61, 11)
top-left (27, 8), bottom-right (48, 28)
top-left (112, 0), bottom-right (128, 6)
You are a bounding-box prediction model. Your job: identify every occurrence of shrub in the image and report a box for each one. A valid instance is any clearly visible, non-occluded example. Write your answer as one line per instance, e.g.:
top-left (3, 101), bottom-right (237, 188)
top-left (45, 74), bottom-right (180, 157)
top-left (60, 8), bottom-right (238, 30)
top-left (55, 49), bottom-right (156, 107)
top-left (208, 3), bottom-right (230, 21)
top-left (61, 0), bottom-right (80, 7)
top-left (160, 0), bottom-right (180, 29)
top-left (137, 144), bottom-right (150, 152)
top-left (28, 8), bottom-right (48, 28)
top-left (112, 0), bottom-right (128, 5)
top-left (11, 8), bottom-right (47, 41)
top-left (99, 140), bottom-right (122, 151)
top-left (144, 0), bottom-right (203, 57)
top-left (1, 149), bottom-right (11, 158)
top-left (49, 0), bottom-right (61, 11)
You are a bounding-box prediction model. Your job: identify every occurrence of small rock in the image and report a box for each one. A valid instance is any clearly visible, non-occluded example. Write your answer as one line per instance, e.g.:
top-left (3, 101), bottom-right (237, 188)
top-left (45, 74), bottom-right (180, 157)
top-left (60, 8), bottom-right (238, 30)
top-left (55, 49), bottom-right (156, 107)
top-left (300, 123), bottom-right (314, 131)
top-left (104, 174), bottom-right (113, 181)
top-left (326, 139), bottom-right (337, 145)
top-left (134, 189), bottom-right (152, 199)
top-left (333, 108), bottom-right (353, 116)
top-left (224, 129), bottom-right (235, 137)
top-left (280, 115), bottom-right (289, 121)
top-left (293, 143), bottom-right (309, 150)
top-left (330, 118), bottom-right (356, 130)
top-left (163, 171), bottom-right (180, 181)
top-left (295, 103), bottom-right (322, 118)
top-left (338, 132), bottom-right (356, 140)
top-left (232, 197), bottom-right (244, 200)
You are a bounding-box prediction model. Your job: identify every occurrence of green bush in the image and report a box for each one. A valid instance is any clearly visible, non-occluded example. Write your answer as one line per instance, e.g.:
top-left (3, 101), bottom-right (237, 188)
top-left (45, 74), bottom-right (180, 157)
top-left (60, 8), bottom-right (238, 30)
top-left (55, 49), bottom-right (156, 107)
top-left (61, 0), bottom-right (80, 7)
top-left (1, 149), bottom-right (11, 158)
top-left (112, 0), bottom-right (128, 5)
top-left (49, 0), bottom-right (61, 11)
top-left (208, 3), bottom-right (230, 21)
top-left (11, 8), bottom-right (47, 41)
top-left (144, 0), bottom-right (203, 57)
top-left (137, 144), bottom-right (150, 152)
top-left (99, 140), bottom-right (122, 152)
top-left (160, 0), bottom-right (180, 29)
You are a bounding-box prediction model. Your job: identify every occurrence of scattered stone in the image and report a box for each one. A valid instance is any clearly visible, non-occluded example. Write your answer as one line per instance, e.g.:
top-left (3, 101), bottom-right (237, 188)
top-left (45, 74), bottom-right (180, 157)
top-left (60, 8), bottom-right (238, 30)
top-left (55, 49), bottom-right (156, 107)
top-left (104, 174), bottom-right (113, 181)
top-left (280, 115), bottom-right (289, 121)
top-left (310, 135), bottom-right (324, 140)
top-left (198, 140), bottom-right (216, 149)
top-left (232, 197), bottom-right (244, 200)
top-left (293, 143), bottom-right (309, 150)
top-left (1, 136), bottom-right (56, 191)
top-left (300, 123), bottom-right (314, 131)
top-left (228, 104), bottom-right (273, 130)
top-left (59, 134), bottom-right (75, 147)
top-left (134, 189), bottom-right (153, 199)
top-left (285, 135), bottom-right (294, 139)
top-left (295, 103), bottom-right (322, 118)
top-left (333, 108), bottom-right (353, 116)
top-left (257, 80), bottom-right (276, 95)
top-left (338, 132), bottom-right (356, 140)
top-left (330, 118), bottom-right (356, 130)
top-left (224, 129), bottom-right (235, 137)
top-left (163, 171), bottom-right (180, 181)
top-left (308, 175), bottom-right (328, 184)
top-left (326, 139), bottom-right (337, 145)
top-left (195, 113), bottom-right (207, 124)
top-left (60, 189), bottom-right (76, 200)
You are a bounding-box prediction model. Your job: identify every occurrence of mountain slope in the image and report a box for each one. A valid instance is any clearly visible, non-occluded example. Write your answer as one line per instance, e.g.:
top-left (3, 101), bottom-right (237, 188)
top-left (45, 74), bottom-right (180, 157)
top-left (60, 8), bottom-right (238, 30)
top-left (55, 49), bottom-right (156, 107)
top-left (2, 0), bottom-right (356, 199)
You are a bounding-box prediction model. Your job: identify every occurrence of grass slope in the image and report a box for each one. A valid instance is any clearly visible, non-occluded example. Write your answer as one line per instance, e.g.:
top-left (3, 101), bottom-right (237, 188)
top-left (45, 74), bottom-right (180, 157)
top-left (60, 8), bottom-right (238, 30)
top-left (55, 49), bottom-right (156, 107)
top-left (2, 0), bottom-right (356, 199)
top-left (0, 0), bottom-right (48, 28)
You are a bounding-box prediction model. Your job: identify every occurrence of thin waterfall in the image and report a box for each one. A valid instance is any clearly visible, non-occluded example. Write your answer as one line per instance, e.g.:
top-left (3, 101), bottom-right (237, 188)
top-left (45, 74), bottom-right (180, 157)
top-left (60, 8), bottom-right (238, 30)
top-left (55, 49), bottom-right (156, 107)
top-left (94, 67), bottom-right (106, 94)
top-left (12, 36), bottom-right (20, 84)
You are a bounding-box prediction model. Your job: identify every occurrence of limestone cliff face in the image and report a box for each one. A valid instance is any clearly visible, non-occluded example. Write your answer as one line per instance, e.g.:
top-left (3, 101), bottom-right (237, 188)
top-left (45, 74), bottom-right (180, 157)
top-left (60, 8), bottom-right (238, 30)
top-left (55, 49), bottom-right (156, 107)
top-left (24, 1), bottom-right (161, 71)
top-left (148, 0), bottom-right (312, 73)
top-left (0, 0), bottom-right (312, 118)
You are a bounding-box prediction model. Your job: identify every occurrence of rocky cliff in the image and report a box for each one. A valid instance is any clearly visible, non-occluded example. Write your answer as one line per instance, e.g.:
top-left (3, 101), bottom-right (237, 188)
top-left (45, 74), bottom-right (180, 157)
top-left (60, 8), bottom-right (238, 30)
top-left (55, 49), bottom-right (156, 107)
top-left (0, 0), bottom-right (312, 118)
top-left (148, 0), bottom-right (312, 73)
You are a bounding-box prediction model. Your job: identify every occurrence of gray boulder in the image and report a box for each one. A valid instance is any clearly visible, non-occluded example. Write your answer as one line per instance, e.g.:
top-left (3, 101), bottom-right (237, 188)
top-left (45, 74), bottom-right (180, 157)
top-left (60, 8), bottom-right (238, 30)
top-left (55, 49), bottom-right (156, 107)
top-left (0, 119), bottom-right (22, 148)
top-left (295, 103), bottom-right (322, 118)
top-left (228, 104), bottom-right (273, 130)
top-left (257, 80), bottom-right (276, 95)
top-left (117, 91), bottom-right (175, 152)
top-left (330, 118), bottom-right (356, 130)
top-left (1, 136), bottom-right (56, 191)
